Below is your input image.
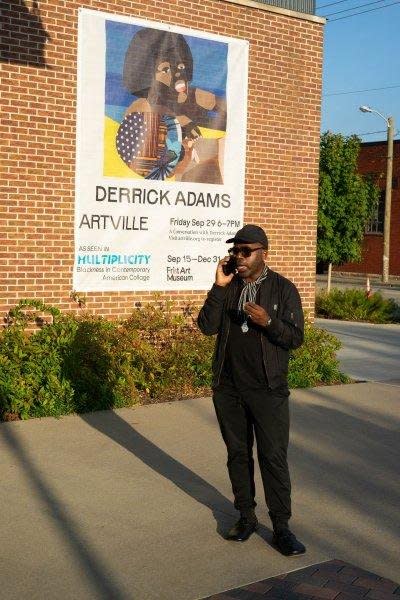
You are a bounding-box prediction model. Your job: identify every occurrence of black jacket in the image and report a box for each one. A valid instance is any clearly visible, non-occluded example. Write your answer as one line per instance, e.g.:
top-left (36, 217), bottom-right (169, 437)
top-left (197, 268), bottom-right (304, 389)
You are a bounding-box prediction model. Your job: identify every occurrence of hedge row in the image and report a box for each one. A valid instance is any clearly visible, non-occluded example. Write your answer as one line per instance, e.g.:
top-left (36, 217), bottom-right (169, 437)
top-left (316, 288), bottom-right (400, 323)
top-left (0, 299), bottom-right (348, 421)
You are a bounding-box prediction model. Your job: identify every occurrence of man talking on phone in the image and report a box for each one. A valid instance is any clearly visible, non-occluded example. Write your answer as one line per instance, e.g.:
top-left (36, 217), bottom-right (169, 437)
top-left (197, 224), bottom-right (306, 556)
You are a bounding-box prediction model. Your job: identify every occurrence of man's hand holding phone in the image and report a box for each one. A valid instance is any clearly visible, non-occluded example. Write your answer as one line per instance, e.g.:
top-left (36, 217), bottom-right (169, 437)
top-left (216, 256), bottom-right (236, 287)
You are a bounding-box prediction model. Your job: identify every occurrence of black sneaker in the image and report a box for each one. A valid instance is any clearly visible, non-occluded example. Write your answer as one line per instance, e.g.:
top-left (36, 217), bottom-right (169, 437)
top-left (272, 528), bottom-right (306, 556)
top-left (226, 516), bottom-right (258, 542)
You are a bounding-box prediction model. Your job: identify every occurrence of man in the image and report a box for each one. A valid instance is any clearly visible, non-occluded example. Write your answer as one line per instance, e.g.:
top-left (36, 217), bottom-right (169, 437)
top-left (197, 224), bottom-right (306, 556)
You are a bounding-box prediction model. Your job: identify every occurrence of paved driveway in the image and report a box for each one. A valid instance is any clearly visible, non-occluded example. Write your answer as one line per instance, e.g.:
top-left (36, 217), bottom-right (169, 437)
top-left (315, 318), bottom-right (400, 384)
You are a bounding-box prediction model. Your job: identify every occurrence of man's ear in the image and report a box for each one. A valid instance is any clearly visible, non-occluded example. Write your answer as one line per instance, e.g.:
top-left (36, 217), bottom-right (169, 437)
top-left (263, 250), bottom-right (268, 263)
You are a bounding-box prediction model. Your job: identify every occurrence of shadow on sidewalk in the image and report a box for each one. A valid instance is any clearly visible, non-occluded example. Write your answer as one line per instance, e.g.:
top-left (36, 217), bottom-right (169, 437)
top-left (289, 388), bottom-right (400, 574)
top-left (80, 410), bottom-right (252, 537)
top-left (2, 407), bottom-right (272, 600)
top-left (2, 425), bottom-right (128, 600)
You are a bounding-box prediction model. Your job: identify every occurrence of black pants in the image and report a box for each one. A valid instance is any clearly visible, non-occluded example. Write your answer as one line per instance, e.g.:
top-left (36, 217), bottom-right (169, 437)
top-left (213, 384), bottom-right (291, 529)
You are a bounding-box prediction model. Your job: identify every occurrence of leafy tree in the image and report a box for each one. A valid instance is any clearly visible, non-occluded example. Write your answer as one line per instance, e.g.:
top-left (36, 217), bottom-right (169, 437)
top-left (317, 132), bottom-right (379, 288)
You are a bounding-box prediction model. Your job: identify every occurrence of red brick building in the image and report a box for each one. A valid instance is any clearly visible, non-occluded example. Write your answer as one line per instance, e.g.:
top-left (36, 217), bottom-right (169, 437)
top-left (1, 0), bottom-right (324, 319)
top-left (336, 140), bottom-right (400, 277)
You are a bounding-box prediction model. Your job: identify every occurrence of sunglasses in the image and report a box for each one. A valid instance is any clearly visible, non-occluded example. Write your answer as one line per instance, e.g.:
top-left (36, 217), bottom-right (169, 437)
top-left (228, 246), bottom-right (265, 258)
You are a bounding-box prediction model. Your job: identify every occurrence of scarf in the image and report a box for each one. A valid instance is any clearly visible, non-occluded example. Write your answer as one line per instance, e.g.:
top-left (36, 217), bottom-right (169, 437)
top-left (237, 265), bottom-right (269, 318)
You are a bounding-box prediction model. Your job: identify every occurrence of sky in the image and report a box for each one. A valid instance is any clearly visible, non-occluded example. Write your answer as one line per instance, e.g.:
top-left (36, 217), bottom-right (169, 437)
top-left (317, 0), bottom-right (400, 142)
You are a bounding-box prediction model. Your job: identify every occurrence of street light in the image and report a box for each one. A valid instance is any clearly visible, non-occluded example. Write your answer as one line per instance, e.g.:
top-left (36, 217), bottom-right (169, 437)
top-left (359, 105), bottom-right (395, 283)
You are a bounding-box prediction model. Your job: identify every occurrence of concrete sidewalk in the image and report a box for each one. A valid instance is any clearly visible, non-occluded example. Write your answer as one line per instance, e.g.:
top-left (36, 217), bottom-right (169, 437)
top-left (1, 382), bottom-right (399, 600)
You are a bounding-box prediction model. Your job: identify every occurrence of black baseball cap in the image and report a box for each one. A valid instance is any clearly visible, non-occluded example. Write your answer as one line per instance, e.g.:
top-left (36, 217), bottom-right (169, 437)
top-left (226, 224), bottom-right (268, 248)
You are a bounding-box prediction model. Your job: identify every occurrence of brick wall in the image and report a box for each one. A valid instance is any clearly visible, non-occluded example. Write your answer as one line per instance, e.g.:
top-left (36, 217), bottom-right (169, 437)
top-left (1, 0), bottom-right (324, 320)
top-left (335, 140), bottom-right (400, 277)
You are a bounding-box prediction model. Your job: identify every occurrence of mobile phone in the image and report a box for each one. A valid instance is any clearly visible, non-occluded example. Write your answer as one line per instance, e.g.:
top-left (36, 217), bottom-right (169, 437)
top-left (222, 256), bottom-right (237, 276)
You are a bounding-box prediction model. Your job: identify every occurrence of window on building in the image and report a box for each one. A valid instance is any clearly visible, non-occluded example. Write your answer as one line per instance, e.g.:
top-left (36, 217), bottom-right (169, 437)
top-left (366, 190), bottom-right (385, 234)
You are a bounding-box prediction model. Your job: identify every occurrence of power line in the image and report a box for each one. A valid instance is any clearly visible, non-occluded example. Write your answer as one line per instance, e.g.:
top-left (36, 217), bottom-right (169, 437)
top-left (357, 130), bottom-right (387, 135)
top-left (355, 130), bottom-right (400, 138)
top-left (328, 1), bottom-right (400, 21)
top-left (323, 84), bottom-right (400, 96)
top-left (325, 0), bottom-right (388, 16)
top-left (328, 0), bottom-right (400, 19)
top-left (322, 131), bottom-right (400, 139)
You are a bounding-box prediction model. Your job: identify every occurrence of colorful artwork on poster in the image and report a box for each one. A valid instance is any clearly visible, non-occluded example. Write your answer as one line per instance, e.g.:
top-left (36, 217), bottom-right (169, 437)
top-left (104, 22), bottom-right (228, 184)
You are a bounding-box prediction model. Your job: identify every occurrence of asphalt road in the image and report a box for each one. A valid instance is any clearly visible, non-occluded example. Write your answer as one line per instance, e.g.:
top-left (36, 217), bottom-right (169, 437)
top-left (315, 318), bottom-right (400, 384)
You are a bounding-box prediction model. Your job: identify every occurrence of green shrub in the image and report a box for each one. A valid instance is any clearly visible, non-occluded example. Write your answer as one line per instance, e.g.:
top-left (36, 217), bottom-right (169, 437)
top-left (316, 288), bottom-right (400, 323)
top-left (0, 298), bottom-right (213, 420)
top-left (61, 316), bottom-right (139, 413)
top-left (0, 298), bottom-right (348, 421)
top-left (120, 299), bottom-right (214, 400)
top-left (0, 307), bottom-right (76, 420)
top-left (288, 321), bottom-right (349, 388)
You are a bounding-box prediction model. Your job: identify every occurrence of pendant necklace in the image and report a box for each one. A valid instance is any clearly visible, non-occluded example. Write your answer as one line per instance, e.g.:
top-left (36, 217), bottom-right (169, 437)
top-left (237, 266), bottom-right (269, 335)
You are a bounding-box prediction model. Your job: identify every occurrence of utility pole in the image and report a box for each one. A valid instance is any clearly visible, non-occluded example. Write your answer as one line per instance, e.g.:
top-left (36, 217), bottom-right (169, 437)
top-left (382, 116), bottom-right (394, 283)
top-left (359, 106), bottom-right (395, 283)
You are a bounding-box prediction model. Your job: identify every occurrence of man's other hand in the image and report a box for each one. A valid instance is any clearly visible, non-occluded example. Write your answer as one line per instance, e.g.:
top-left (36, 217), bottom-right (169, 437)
top-left (244, 302), bottom-right (270, 327)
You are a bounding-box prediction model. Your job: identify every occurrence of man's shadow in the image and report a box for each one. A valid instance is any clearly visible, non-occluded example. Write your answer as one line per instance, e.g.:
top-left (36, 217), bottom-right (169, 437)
top-left (80, 409), bottom-right (272, 542)
top-left (62, 321), bottom-right (273, 543)
top-left (2, 0), bottom-right (50, 67)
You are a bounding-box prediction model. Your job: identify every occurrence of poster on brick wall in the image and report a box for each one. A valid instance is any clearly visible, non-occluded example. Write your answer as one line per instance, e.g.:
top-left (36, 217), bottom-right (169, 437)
top-left (74, 8), bottom-right (248, 291)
